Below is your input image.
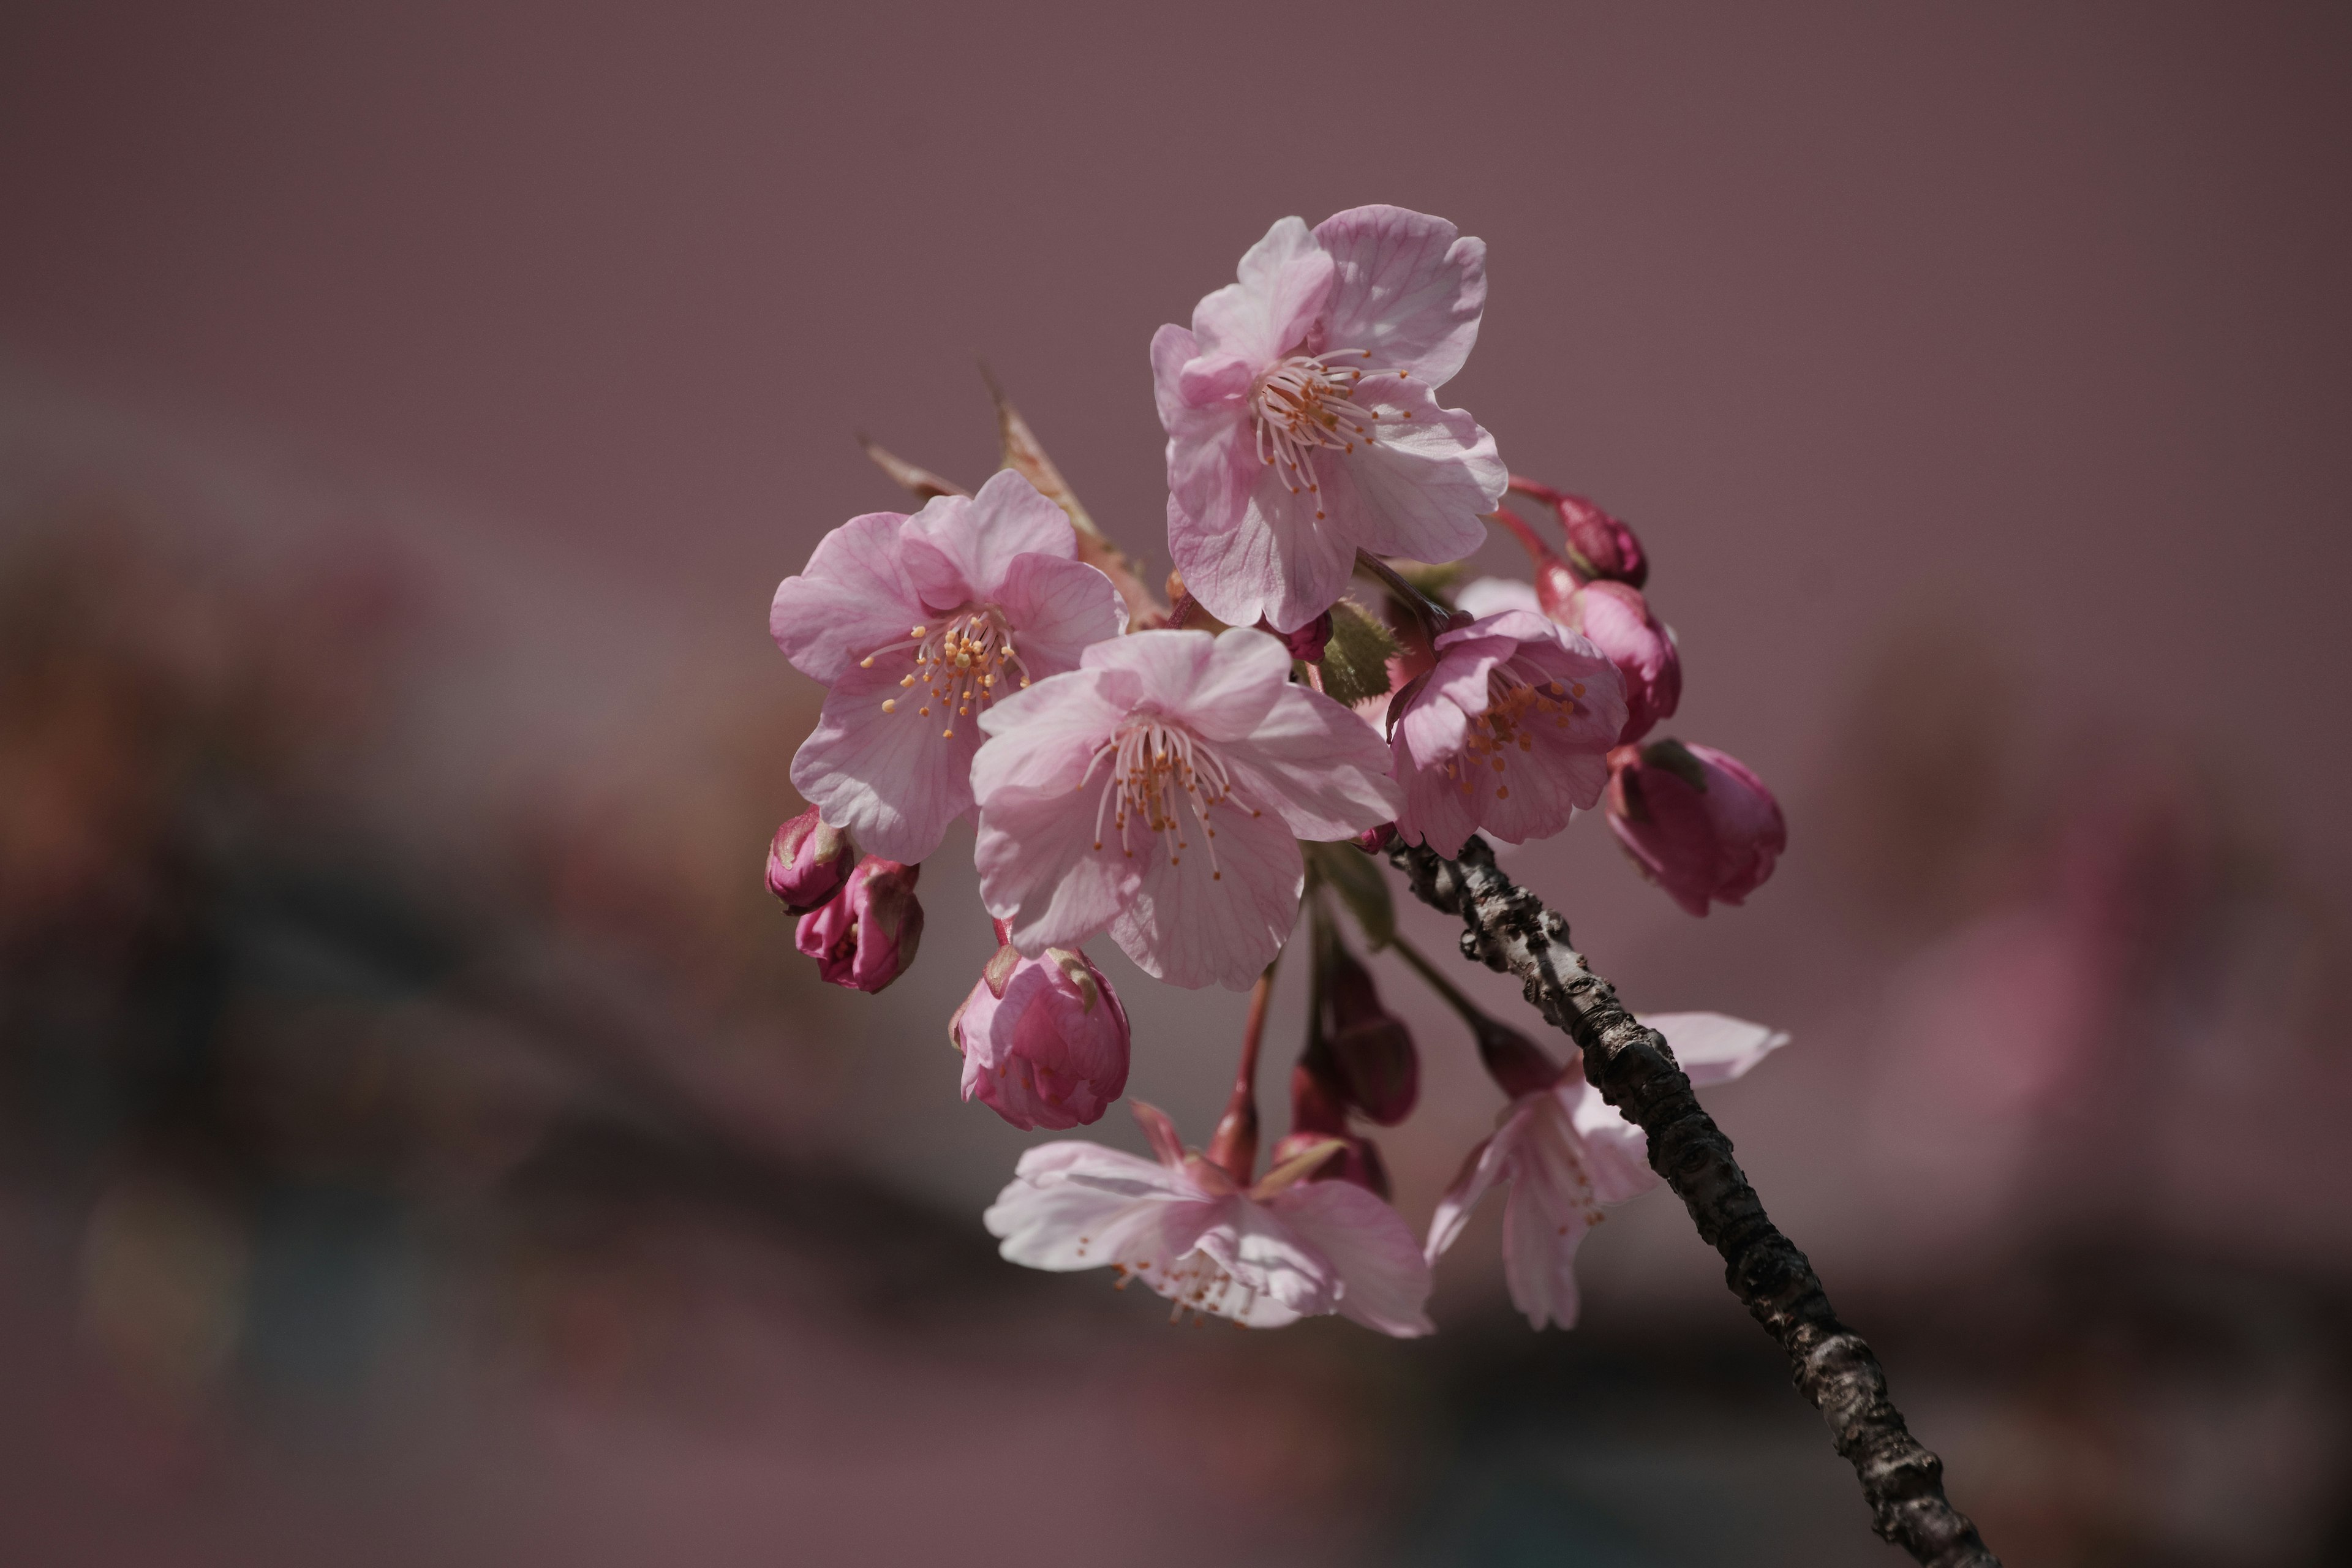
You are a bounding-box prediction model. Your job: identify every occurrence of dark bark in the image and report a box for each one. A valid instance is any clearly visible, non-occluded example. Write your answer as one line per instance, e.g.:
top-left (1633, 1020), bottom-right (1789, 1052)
top-left (1389, 835), bottom-right (1999, 1568)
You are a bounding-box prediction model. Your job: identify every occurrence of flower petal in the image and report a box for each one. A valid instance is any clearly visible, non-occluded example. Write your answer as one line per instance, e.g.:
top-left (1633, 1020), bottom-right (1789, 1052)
top-left (1191, 1199), bottom-right (1339, 1316)
top-left (899, 470), bottom-right (1077, 606)
top-left (1191, 216), bottom-right (1334, 364)
top-left (1315, 393), bottom-right (1503, 563)
top-left (1107, 794), bottom-right (1302, 989)
top-left (1638, 1012), bottom-right (1791, 1088)
top-left (1166, 481), bottom-right (1360, 635)
top-left (972, 666), bottom-right (1130, 799)
top-left (989, 551), bottom-right (1128, 677)
top-left (790, 658), bottom-right (978, 863)
top-left (1310, 205), bottom-right (1488, 386)
top-left (769, 511), bottom-right (924, 685)
top-left (1425, 1102), bottom-right (1536, 1261)
top-left (1453, 577), bottom-right (1540, 619)
top-left (974, 768), bottom-right (1139, 956)
top-left (1270, 1180), bottom-right (1434, 1337)
top-left (1219, 684), bottom-right (1404, 840)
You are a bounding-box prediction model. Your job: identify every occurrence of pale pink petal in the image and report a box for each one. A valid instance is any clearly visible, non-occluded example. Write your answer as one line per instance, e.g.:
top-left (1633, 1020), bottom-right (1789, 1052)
top-left (1424, 1105), bottom-right (1534, 1260)
top-left (1218, 684), bottom-right (1404, 840)
top-left (769, 511), bottom-right (925, 685)
top-left (1479, 723), bottom-right (1606, 846)
top-left (988, 551), bottom-right (1128, 676)
top-left (899, 470), bottom-right (1078, 606)
top-left (1107, 795), bottom-right (1302, 989)
top-left (1638, 1012), bottom-right (1790, 1088)
top-left (1191, 1200), bottom-right (1339, 1316)
top-left (790, 660), bottom-right (979, 863)
top-left (1077, 627), bottom-right (1288, 742)
top-left (1308, 392), bottom-right (1502, 562)
top-left (1166, 481), bottom-right (1360, 635)
top-left (1454, 577), bottom-right (1540, 619)
top-left (984, 1144), bottom-right (1208, 1271)
top-left (974, 772), bottom-right (1139, 956)
top-left (1394, 673), bottom-right (1471, 769)
top-left (1393, 743), bottom-right (1483, 859)
top-left (1270, 1180), bottom-right (1434, 1337)
top-left (1128, 1100), bottom-right (1190, 1169)
top-left (1191, 216), bottom-right (1335, 363)
top-left (971, 668), bottom-right (1129, 801)
top-left (1559, 1081), bottom-right (1658, 1206)
top-left (1150, 323), bottom-right (1200, 430)
top-left (1419, 636), bottom-right (1512, 732)
top-left (1310, 205), bottom-right (1488, 385)
top-left (1499, 1165), bottom-right (1593, 1332)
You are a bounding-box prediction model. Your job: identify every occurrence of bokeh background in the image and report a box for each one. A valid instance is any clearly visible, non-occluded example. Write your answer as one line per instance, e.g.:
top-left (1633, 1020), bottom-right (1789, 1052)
top-left (4, 2), bottom-right (2350, 1563)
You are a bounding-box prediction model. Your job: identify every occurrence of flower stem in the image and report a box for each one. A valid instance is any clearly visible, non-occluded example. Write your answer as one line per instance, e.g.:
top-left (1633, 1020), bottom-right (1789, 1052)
top-left (1352, 549), bottom-right (1458, 639)
top-left (1386, 834), bottom-right (2000, 1568)
top-left (1206, 952), bottom-right (1280, 1184)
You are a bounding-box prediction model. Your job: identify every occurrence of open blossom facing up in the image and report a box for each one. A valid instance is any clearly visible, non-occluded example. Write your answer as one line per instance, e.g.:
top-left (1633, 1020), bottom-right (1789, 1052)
top-left (1390, 608), bottom-right (1627, 858)
top-left (1607, 740), bottom-right (1786, 916)
top-left (971, 628), bottom-right (1402, 990)
top-left (952, 943), bottom-right (1131, 1131)
top-left (1427, 1013), bottom-right (1788, 1330)
top-left (1154, 206), bottom-right (1507, 633)
top-left (771, 470), bottom-right (1127, 863)
top-left (985, 1101), bottom-right (1433, 1335)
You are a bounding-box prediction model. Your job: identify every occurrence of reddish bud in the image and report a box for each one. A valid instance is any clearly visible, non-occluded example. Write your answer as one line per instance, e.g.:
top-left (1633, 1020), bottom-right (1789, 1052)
top-left (1551, 493), bottom-right (1648, 587)
top-left (1270, 609), bottom-right (1334, 663)
top-left (1351, 822), bottom-right (1398, 855)
top-left (795, 856), bottom-right (924, 991)
top-left (952, 945), bottom-right (1130, 1131)
top-left (1275, 1060), bottom-right (1393, 1199)
top-left (1469, 1014), bottom-right (1564, 1099)
top-left (1318, 944), bottom-right (1419, 1126)
top-left (1561, 580), bottom-right (1681, 745)
top-left (1606, 741), bottom-right (1786, 917)
top-left (765, 808), bottom-right (858, 914)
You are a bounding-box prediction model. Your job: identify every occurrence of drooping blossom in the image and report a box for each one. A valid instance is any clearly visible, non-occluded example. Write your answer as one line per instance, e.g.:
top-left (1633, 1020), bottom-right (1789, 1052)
top-left (986, 1101), bottom-right (1433, 1335)
top-left (765, 807), bottom-right (858, 914)
top-left (1154, 206), bottom-right (1508, 633)
top-left (952, 938), bottom-right (1130, 1131)
top-left (796, 856), bottom-right (924, 992)
top-left (771, 469), bottom-right (1128, 864)
top-left (970, 628), bottom-right (1402, 990)
top-left (1389, 608), bottom-right (1626, 859)
top-left (1427, 1012), bottom-right (1789, 1330)
top-left (1605, 739), bottom-right (1786, 916)
top-left (1458, 575), bottom-right (1678, 745)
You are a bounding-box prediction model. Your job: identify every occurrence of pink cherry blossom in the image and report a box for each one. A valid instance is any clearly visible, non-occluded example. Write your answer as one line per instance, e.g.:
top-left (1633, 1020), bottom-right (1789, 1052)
top-left (985, 1101), bottom-right (1433, 1335)
top-left (795, 856), bottom-right (924, 992)
top-left (1154, 206), bottom-right (1508, 633)
top-left (1390, 608), bottom-right (1627, 858)
top-left (1427, 1013), bottom-right (1788, 1330)
top-left (970, 627), bottom-right (1403, 990)
top-left (771, 469), bottom-right (1128, 864)
top-left (1458, 574), bottom-right (1679, 745)
top-left (952, 943), bottom-right (1131, 1132)
top-left (1605, 739), bottom-right (1786, 916)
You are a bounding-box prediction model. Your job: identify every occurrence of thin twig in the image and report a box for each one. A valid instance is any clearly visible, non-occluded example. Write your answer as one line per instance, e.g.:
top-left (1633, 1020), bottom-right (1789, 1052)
top-left (1387, 834), bottom-right (2000, 1568)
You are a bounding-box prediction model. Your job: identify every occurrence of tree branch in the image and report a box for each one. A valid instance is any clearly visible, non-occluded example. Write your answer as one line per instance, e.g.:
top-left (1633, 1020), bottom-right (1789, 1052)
top-left (1388, 835), bottom-right (1999, 1568)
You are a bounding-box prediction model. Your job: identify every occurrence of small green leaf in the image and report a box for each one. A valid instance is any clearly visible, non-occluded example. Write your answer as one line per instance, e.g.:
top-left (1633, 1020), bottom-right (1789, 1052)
top-left (1305, 841), bottom-right (1396, 949)
top-left (1317, 598), bottom-right (1400, 707)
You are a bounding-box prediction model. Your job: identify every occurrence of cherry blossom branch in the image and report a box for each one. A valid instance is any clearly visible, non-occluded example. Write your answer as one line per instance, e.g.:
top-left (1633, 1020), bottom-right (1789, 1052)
top-left (1385, 834), bottom-right (2000, 1568)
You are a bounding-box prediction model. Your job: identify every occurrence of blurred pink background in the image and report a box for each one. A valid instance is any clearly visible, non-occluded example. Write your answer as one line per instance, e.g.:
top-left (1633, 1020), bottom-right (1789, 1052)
top-left (3, 3), bottom-right (2349, 1564)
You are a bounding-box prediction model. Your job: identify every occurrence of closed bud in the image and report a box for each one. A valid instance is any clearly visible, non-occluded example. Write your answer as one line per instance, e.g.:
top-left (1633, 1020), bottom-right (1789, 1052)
top-left (1272, 609), bottom-right (1334, 663)
top-left (1606, 741), bottom-right (1786, 917)
top-left (1275, 1060), bottom-right (1393, 1199)
top-left (795, 856), bottom-right (924, 991)
top-left (1470, 1014), bottom-right (1564, 1099)
top-left (1351, 822), bottom-right (1398, 855)
top-left (952, 944), bottom-right (1130, 1130)
top-left (1551, 492), bottom-right (1648, 587)
top-left (766, 808), bottom-right (859, 914)
top-left (1319, 943), bottom-right (1419, 1125)
top-left (1561, 580), bottom-right (1681, 745)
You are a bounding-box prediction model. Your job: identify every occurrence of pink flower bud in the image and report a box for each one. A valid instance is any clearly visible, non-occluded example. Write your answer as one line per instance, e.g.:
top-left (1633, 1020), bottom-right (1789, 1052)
top-left (1550, 493), bottom-right (1647, 587)
top-left (1606, 741), bottom-right (1785, 917)
top-left (765, 807), bottom-right (859, 914)
top-left (1272, 609), bottom-right (1334, 663)
top-left (1351, 822), bottom-right (1398, 854)
top-left (1275, 1061), bottom-right (1392, 1199)
top-left (1562, 580), bottom-right (1681, 745)
top-left (951, 944), bottom-right (1131, 1131)
top-left (795, 856), bottom-right (923, 991)
top-left (1318, 945), bottom-right (1418, 1126)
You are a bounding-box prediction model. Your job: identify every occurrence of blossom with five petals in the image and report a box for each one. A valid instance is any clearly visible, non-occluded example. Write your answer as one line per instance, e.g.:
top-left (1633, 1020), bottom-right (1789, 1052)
top-left (1390, 608), bottom-right (1626, 858)
top-left (970, 627), bottom-right (1402, 990)
top-left (1425, 1013), bottom-right (1789, 1330)
top-left (985, 1101), bottom-right (1433, 1335)
top-left (771, 470), bottom-right (1128, 864)
top-left (1154, 206), bottom-right (1508, 633)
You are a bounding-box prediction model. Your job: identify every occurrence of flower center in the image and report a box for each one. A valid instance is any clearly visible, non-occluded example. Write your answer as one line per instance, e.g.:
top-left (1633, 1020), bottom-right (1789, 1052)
top-left (1088, 718), bottom-right (1257, 878)
top-left (1114, 1250), bottom-right (1262, 1324)
top-left (1249, 350), bottom-right (1414, 520)
top-left (1441, 665), bottom-right (1587, 802)
top-left (860, 605), bottom-right (1031, 739)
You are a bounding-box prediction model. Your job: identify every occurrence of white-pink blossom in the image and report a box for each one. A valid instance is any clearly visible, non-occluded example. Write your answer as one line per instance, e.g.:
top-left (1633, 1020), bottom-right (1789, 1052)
top-left (1154, 206), bottom-right (1507, 633)
top-left (771, 470), bottom-right (1127, 864)
top-left (1390, 608), bottom-right (1626, 858)
top-left (970, 627), bottom-right (1402, 990)
top-left (1427, 1013), bottom-right (1788, 1330)
top-left (984, 1101), bottom-right (1433, 1335)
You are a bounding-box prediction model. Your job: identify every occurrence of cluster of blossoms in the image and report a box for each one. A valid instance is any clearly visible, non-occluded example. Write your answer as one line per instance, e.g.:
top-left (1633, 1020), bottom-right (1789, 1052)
top-left (766, 206), bottom-right (1790, 1336)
